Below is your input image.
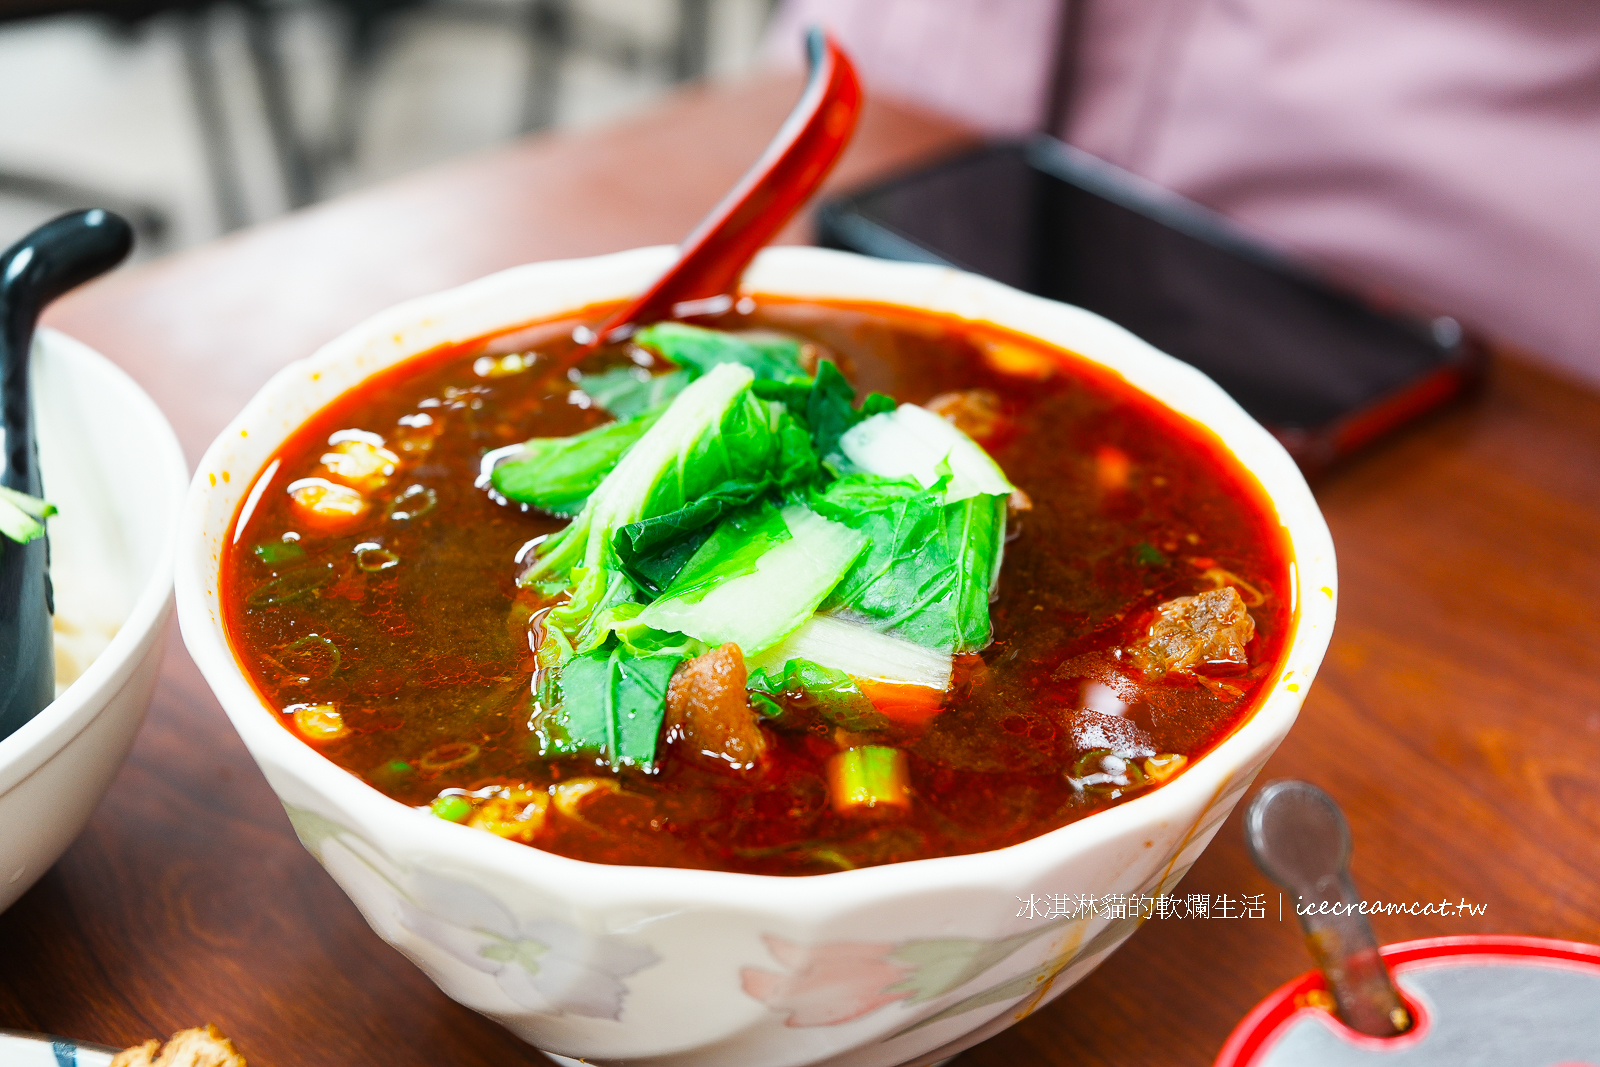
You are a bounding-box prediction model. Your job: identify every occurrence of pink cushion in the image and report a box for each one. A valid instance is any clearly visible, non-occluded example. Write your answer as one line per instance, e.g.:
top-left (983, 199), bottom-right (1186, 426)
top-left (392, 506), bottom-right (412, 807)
top-left (768, 0), bottom-right (1600, 388)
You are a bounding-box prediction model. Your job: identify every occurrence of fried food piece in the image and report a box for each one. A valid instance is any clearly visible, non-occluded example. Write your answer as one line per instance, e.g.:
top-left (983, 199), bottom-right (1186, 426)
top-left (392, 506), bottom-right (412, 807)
top-left (1128, 586), bottom-right (1255, 676)
top-left (285, 477), bottom-right (368, 532)
top-left (112, 1025), bottom-right (246, 1067)
top-left (665, 643), bottom-right (767, 771)
top-left (115, 1042), bottom-right (162, 1067)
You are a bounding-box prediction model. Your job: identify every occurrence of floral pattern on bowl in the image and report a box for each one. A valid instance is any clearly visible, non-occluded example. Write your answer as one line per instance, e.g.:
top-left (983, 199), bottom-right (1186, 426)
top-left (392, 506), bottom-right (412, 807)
top-left (742, 919), bottom-right (1076, 1029)
top-left (287, 804), bottom-right (658, 1021)
top-left (741, 869), bottom-right (1175, 1037)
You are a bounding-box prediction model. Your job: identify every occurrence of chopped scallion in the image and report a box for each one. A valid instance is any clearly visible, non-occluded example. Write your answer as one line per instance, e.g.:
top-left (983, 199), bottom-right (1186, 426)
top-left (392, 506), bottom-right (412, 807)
top-left (0, 485), bottom-right (55, 547)
top-left (253, 541), bottom-right (306, 564)
top-left (826, 746), bottom-right (911, 812)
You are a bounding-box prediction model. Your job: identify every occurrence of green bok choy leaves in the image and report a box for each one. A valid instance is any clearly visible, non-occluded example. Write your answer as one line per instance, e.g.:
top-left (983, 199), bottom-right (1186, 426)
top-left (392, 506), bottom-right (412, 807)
top-left (484, 324), bottom-right (1013, 769)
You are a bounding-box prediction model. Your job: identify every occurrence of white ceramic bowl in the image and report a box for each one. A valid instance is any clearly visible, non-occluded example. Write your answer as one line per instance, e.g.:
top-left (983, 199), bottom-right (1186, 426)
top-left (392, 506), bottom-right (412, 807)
top-left (0, 328), bottom-right (187, 914)
top-left (177, 247), bottom-right (1336, 1067)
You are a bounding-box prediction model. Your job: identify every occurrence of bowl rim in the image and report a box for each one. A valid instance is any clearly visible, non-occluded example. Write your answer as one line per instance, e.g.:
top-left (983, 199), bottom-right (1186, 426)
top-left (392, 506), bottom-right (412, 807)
top-left (176, 245), bottom-right (1336, 908)
top-left (0, 328), bottom-right (189, 797)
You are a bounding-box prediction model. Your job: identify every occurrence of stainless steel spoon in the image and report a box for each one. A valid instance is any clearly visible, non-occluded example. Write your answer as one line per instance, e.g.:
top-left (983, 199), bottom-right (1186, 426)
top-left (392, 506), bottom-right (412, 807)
top-left (1245, 779), bottom-right (1412, 1037)
top-left (0, 209), bottom-right (132, 740)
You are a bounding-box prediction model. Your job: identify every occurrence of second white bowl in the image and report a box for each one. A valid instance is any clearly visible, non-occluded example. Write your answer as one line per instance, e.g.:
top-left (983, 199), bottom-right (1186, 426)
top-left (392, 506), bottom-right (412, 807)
top-left (0, 328), bottom-right (187, 914)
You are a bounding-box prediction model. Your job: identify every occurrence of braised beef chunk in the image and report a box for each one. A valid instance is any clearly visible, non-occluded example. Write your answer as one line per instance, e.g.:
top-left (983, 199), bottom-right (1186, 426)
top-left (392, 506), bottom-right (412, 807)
top-left (665, 643), bottom-right (767, 770)
top-left (925, 388), bottom-right (1006, 444)
top-left (1128, 586), bottom-right (1255, 676)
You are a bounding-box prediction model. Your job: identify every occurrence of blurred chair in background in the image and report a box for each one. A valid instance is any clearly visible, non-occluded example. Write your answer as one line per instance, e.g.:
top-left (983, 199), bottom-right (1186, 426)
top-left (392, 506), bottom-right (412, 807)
top-left (0, 0), bottom-right (320, 235)
top-left (2, 0), bottom-right (770, 243)
top-left (0, 0), bottom-right (222, 242)
top-left (245, 0), bottom-right (738, 210)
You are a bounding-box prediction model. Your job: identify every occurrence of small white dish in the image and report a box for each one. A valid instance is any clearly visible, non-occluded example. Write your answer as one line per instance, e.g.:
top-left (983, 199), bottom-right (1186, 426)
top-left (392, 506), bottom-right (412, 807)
top-left (178, 246), bottom-right (1336, 1067)
top-left (0, 328), bottom-right (188, 914)
top-left (0, 1028), bottom-right (117, 1067)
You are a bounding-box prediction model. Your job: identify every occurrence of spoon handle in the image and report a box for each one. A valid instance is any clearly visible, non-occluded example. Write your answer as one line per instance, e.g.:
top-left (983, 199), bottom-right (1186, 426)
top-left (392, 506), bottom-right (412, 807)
top-left (1298, 867), bottom-right (1412, 1036)
top-left (1244, 779), bottom-right (1411, 1037)
top-left (0, 209), bottom-right (132, 738)
top-left (595, 26), bottom-right (862, 344)
top-left (2, 210), bottom-right (134, 493)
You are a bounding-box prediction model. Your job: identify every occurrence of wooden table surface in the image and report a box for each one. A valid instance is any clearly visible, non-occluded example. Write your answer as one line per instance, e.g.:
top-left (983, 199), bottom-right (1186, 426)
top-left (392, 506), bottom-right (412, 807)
top-left (4, 70), bottom-right (1598, 1066)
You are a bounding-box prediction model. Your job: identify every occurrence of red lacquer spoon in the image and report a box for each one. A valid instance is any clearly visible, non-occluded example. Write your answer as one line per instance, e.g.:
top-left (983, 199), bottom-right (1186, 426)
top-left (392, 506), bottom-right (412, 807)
top-left (554, 26), bottom-right (862, 371)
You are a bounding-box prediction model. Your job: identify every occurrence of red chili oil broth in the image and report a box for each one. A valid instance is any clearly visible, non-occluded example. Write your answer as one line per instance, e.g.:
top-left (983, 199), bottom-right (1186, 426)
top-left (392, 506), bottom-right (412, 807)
top-left (221, 297), bottom-right (1294, 875)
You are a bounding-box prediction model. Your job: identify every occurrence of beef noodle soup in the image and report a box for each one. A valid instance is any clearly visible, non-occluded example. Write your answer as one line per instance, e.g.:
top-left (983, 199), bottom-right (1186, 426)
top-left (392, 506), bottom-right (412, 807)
top-left (221, 299), bottom-right (1291, 875)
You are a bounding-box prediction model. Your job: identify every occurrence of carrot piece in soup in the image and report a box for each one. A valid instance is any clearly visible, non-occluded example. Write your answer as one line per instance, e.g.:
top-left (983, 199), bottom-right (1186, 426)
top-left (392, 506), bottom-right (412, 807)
top-left (854, 679), bottom-right (945, 726)
top-left (665, 643), bottom-right (767, 771)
